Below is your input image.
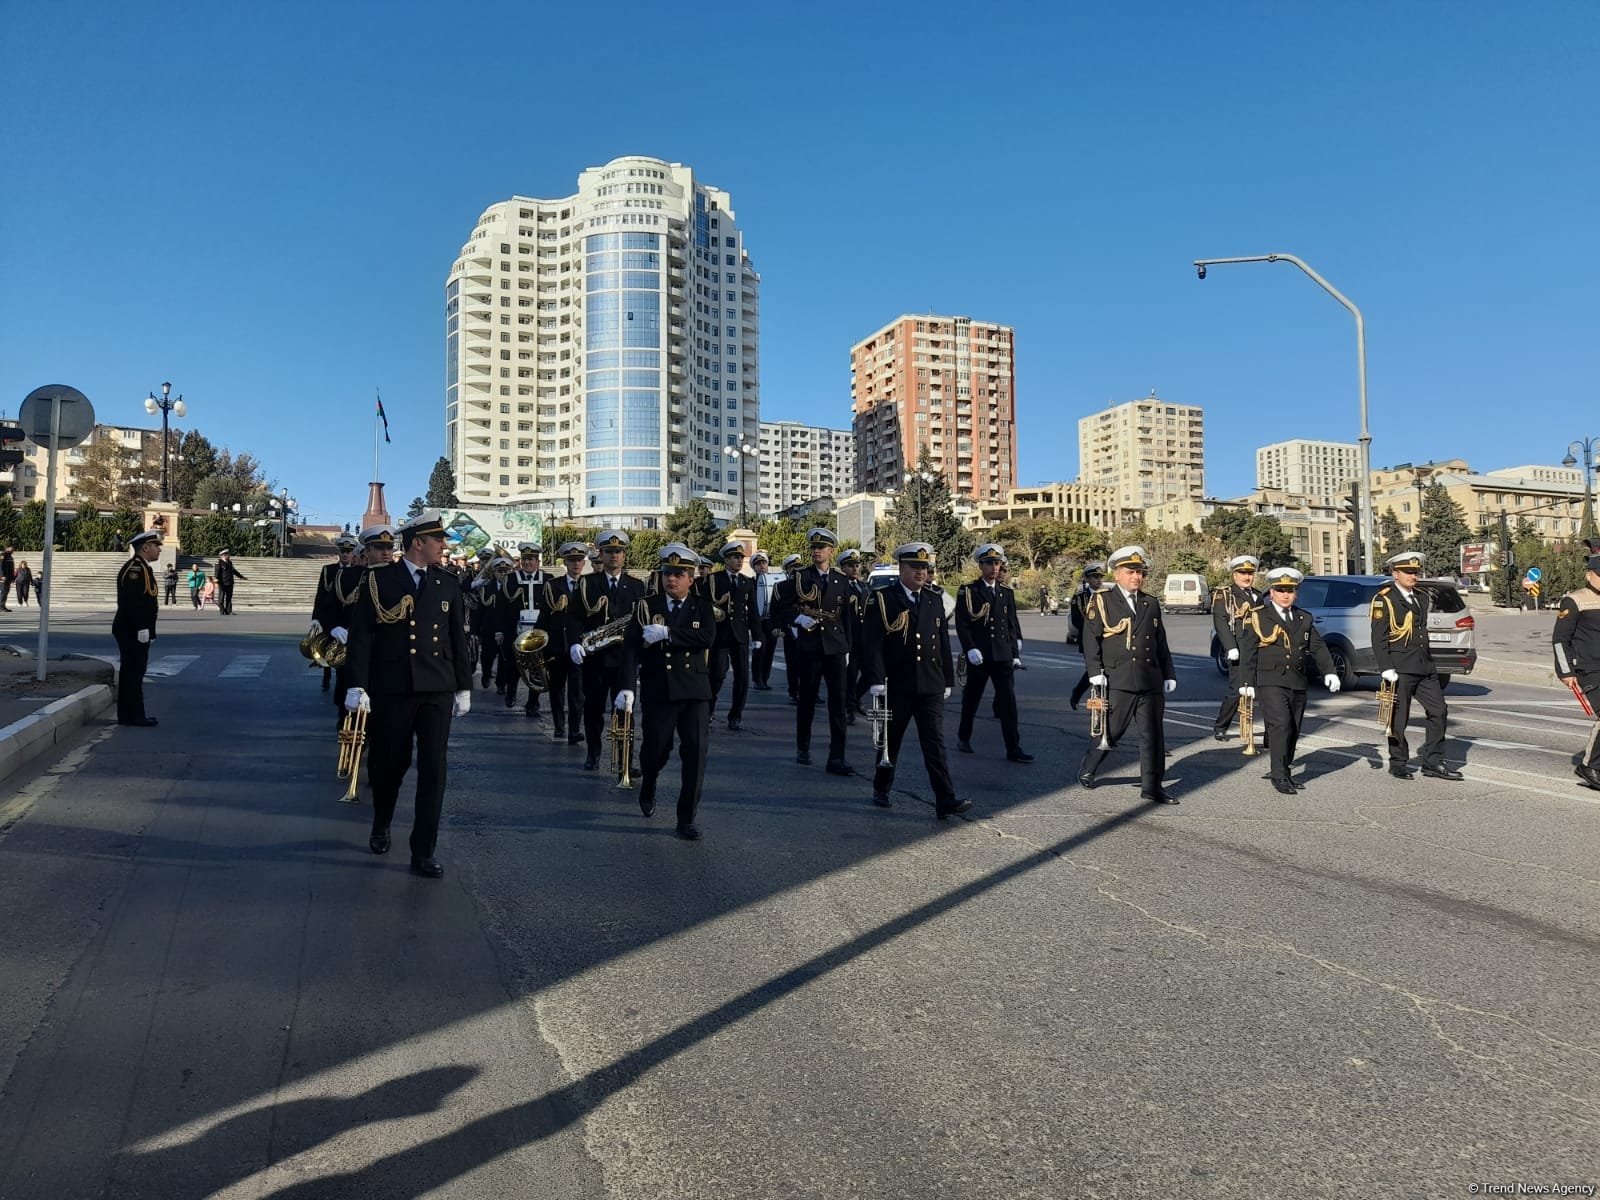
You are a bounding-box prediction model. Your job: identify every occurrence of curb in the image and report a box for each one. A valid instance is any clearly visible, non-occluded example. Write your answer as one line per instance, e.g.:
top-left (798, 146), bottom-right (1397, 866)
top-left (0, 684), bottom-right (115, 785)
top-left (1468, 656), bottom-right (1560, 690)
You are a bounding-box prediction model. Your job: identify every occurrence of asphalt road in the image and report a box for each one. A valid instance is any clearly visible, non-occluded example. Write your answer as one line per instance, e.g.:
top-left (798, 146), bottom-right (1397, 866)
top-left (0, 605), bottom-right (1596, 1199)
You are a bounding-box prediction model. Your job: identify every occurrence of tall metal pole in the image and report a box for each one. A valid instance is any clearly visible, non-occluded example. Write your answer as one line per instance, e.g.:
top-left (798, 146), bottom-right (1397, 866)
top-left (1193, 253), bottom-right (1375, 573)
top-left (35, 396), bottom-right (63, 681)
top-left (160, 403), bottom-right (170, 503)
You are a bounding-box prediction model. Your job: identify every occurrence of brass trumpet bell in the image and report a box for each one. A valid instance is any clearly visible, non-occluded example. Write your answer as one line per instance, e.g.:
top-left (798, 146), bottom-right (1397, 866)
top-left (513, 627), bottom-right (550, 692)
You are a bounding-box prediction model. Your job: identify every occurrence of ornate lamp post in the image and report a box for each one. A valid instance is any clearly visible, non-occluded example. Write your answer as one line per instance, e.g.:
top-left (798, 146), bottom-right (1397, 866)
top-left (726, 439), bottom-right (757, 522)
top-left (1562, 437), bottom-right (1599, 538)
top-left (143, 382), bottom-right (187, 503)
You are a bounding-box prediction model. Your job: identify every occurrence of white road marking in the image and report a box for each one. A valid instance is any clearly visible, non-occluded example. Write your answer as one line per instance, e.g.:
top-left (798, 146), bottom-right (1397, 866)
top-left (146, 654), bottom-right (200, 678)
top-left (218, 654), bottom-right (271, 679)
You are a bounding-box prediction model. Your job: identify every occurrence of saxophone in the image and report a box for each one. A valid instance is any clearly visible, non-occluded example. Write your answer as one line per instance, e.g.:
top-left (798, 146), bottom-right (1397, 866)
top-left (580, 613), bottom-right (634, 653)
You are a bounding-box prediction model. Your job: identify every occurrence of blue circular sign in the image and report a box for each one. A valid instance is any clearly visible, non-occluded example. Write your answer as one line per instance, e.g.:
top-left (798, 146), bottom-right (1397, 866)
top-left (1526, 566), bottom-right (1543, 582)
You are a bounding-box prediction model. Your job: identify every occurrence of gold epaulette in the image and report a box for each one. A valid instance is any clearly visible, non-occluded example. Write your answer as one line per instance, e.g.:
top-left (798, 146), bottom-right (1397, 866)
top-left (367, 563), bottom-right (414, 625)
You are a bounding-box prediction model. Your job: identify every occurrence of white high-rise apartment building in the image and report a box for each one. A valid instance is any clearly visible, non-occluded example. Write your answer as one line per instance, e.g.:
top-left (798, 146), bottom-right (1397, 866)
top-left (1255, 439), bottom-right (1362, 502)
top-left (756, 421), bottom-right (856, 516)
top-left (445, 155), bottom-right (760, 528)
top-left (1077, 394), bottom-right (1204, 512)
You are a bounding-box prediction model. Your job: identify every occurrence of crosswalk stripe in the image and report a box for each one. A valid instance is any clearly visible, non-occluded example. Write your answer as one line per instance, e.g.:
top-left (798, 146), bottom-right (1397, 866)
top-left (146, 655), bottom-right (199, 677)
top-left (218, 654), bottom-right (271, 679)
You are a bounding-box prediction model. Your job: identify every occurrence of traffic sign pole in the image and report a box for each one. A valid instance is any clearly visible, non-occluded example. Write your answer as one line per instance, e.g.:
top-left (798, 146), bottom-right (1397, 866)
top-left (36, 394), bottom-right (63, 680)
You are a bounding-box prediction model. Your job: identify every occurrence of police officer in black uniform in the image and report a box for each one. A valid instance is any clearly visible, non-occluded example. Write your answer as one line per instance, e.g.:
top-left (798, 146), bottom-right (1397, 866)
top-left (344, 510), bottom-right (472, 879)
top-left (1210, 554), bottom-right (1261, 741)
top-left (1077, 545), bottom-right (1178, 803)
top-left (567, 530), bottom-right (648, 770)
top-left (540, 541), bottom-right (589, 744)
top-left (113, 530), bottom-right (163, 727)
top-left (772, 528), bottom-right (857, 774)
top-left (863, 542), bottom-right (969, 818)
top-left (499, 541), bottom-right (548, 718)
top-left (617, 543), bottom-right (717, 839)
top-left (214, 549), bottom-right (246, 615)
top-left (697, 540), bottom-right (758, 730)
top-left (1236, 567), bottom-right (1340, 795)
top-left (1552, 553), bottom-right (1600, 791)
top-left (1067, 562), bottom-right (1106, 709)
top-left (955, 543), bottom-right (1032, 762)
top-left (1372, 550), bottom-right (1463, 781)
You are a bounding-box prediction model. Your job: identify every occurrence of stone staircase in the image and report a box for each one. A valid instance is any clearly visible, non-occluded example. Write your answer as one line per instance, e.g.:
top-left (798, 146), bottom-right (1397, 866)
top-left (33, 552), bottom-right (333, 612)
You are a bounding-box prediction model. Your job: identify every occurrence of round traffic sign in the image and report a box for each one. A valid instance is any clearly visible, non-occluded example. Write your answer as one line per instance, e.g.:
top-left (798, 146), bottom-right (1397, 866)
top-left (1526, 566), bottom-right (1543, 583)
top-left (19, 385), bottom-right (96, 449)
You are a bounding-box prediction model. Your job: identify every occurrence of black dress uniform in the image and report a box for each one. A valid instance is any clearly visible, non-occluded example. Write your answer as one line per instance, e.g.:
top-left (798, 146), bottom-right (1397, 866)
top-left (570, 569), bottom-right (648, 766)
top-left (540, 569), bottom-right (587, 741)
top-left (772, 574), bottom-right (801, 701)
top-left (772, 561), bottom-right (857, 770)
top-left (697, 568), bottom-right (757, 727)
top-left (313, 557), bottom-right (367, 725)
top-left (1370, 575), bottom-right (1453, 778)
top-left (1552, 563), bottom-right (1600, 789)
top-left (750, 564), bottom-right (779, 689)
top-left (347, 558), bottom-right (473, 865)
top-left (1211, 579), bottom-right (1261, 738)
top-left (1067, 571), bottom-right (1104, 709)
top-left (112, 542), bottom-right (160, 726)
top-left (619, 589), bottom-right (716, 834)
top-left (955, 576), bottom-right (1027, 759)
top-left (499, 567), bottom-right (548, 712)
top-left (862, 581), bottom-right (962, 815)
top-left (1238, 598), bottom-right (1335, 792)
top-left (845, 573), bottom-right (871, 715)
top-left (214, 554), bottom-right (246, 615)
top-left (1078, 579), bottom-right (1176, 799)
top-left (469, 570), bottom-right (501, 687)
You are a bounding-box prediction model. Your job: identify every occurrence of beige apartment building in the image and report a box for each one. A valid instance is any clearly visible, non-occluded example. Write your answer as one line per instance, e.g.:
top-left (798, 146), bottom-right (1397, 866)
top-left (851, 314), bottom-right (1016, 503)
top-left (973, 482), bottom-right (1125, 533)
top-left (1373, 460), bottom-right (1593, 540)
top-left (1256, 438), bottom-right (1362, 503)
top-left (1078, 393), bottom-right (1204, 512)
top-left (1141, 489), bottom-right (1345, 577)
top-left (755, 421), bottom-right (855, 516)
top-left (12, 423), bottom-right (162, 506)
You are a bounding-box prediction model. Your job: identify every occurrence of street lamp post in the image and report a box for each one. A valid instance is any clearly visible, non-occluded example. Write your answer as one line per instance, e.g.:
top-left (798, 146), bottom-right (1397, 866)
top-left (1412, 465), bottom-right (1433, 543)
top-left (142, 382), bottom-right (187, 503)
top-left (1193, 253), bottom-right (1374, 574)
top-left (905, 468), bottom-right (936, 540)
top-left (726, 440), bottom-right (756, 523)
top-left (1562, 436), bottom-right (1599, 538)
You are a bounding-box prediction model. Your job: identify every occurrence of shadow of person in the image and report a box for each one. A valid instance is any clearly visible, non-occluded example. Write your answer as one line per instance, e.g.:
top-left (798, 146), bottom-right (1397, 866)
top-left (116, 1065), bottom-right (478, 1200)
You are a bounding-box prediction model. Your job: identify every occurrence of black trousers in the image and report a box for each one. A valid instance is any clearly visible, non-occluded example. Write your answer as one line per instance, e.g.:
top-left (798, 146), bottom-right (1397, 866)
top-left (1258, 685), bottom-right (1307, 783)
top-left (1388, 673), bottom-right (1448, 768)
top-left (872, 687), bottom-right (957, 807)
top-left (546, 654), bottom-right (582, 735)
top-left (783, 634), bottom-right (800, 698)
top-left (846, 644), bottom-right (866, 712)
top-left (217, 583), bottom-right (234, 614)
top-left (332, 663), bottom-right (352, 730)
top-left (582, 653), bottom-right (630, 759)
top-left (1214, 659), bottom-right (1244, 735)
top-left (1078, 687), bottom-right (1165, 792)
top-left (1578, 675), bottom-right (1600, 769)
top-left (957, 659), bottom-right (1021, 752)
top-left (115, 633), bottom-right (149, 723)
top-left (710, 640), bottom-right (750, 721)
top-left (641, 695), bottom-right (710, 827)
top-left (752, 633), bottom-right (776, 688)
top-left (794, 650), bottom-right (848, 762)
top-left (367, 690), bottom-right (454, 860)
top-left (163, 583), bottom-right (177, 605)
top-left (478, 629), bottom-right (501, 685)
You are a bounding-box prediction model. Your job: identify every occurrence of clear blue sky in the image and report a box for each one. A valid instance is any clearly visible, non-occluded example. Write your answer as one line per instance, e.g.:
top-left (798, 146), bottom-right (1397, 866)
top-left (4, 1), bottom-right (1596, 527)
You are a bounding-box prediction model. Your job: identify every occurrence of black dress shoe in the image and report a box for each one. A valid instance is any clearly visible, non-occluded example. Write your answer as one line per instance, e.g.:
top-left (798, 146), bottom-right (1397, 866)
top-left (504, 693), bottom-right (516, 708)
top-left (936, 799), bottom-right (974, 819)
top-left (369, 830), bottom-right (391, 855)
top-left (825, 761), bottom-right (856, 777)
top-left (1290, 778), bottom-right (1308, 791)
top-left (846, 712), bottom-right (857, 726)
top-left (1212, 731), bottom-right (1231, 742)
top-left (1141, 790), bottom-right (1179, 804)
top-left (1077, 772), bottom-right (1096, 790)
top-left (1576, 765), bottom-right (1600, 791)
top-left (788, 695), bottom-right (798, 705)
top-left (1006, 750), bottom-right (1035, 764)
top-left (675, 823), bottom-right (702, 841)
top-left (568, 734), bottom-right (584, 746)
top-left (871, 792), bottom-right (892, 808)
top-left (1420, 764), bottom-right (1465, 781)
top-left (796, 750), bottom-right (812, 766)
top-left (727, 718), bottom-right (742, 731)
top-left (956, 739), bottom-right (974, 754)
top-left (1271, 779), bottom-right (1297, 796)
top-left (410, 857), bottom-right (444, 878)
top-left (1388, 764), bottom-right (1416, 780)
top-left (119, 717), bottom-right (160, 727)
top-left (583, 756), bottom-right (599, 771)
top-left (638, 777), bottom-right (657, 818)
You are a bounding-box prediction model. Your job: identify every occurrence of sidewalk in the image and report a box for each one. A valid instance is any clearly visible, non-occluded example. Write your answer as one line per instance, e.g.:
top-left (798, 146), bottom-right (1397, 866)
top-left (1466, 606), bottom-right (1561, 688)
top-left (0, 655), bottom-right (115, 793)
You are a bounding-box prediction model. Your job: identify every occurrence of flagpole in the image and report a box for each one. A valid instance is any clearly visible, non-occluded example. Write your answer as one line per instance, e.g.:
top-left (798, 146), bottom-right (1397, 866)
top-left (373, 387), bottom-right (383, 482)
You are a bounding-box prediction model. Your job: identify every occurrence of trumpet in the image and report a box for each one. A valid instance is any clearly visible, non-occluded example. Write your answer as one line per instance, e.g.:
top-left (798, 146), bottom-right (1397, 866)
top-left (868, 690), bottom-right (892, 767)
top-left (610, 696), bottom-right (634, 789)
top-left (581, 613), bottom-right (633, 654)
top-left (1239, 690), bottom-right (1258, 756)
top-left (1377, 675), bottom-right (1398, 736)
top-left (1086, 684), bottom-right (1111, 749)
top-left (336, 707), bottom-right (367, 802)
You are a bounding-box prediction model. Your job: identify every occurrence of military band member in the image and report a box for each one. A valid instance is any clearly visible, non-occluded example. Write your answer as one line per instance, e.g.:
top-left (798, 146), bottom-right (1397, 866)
top-left (698, 540), bottom-right (758, 730)
top-left (567, 530), bottom-right (648, 770)
top-left (616, 544), bottom-right (717, 839)
top-left (1552, 552), bottom-right (1600, 791)
top-left (310, 534), bottom-right (361, 692)
top-left (1372, 550), bottom-right (1463, 781)
top-left (772, 528), bottom-right (857, 774)
top-left (954, 543), bottom-right (1032, 762)
top-left (1067, 562), bottom-right (1106, 709)
top-left (467, 547), bottom-right (498, 688)
top-left (1211, 555), bottom-right (1262, 741)
top-left (750, 550), bottom-right (777, 690)
top-left (1077, 546), bottom-right (1178, 803)
top-left (540, 541), bottom-right (590, 744)
top-left (1236, 567), bottom-right (1340, 795)
top-left (773, 553), bottom-right (803, 702)
top-left (863, 543), bottom-right (969, 817)
top-left (113, 530), bottom-right (163, 727)
top-left (837, 548), bottom-right (870, 719)
top-left (344, 510), bottom-right (472, 879)
top-left (314, 532), bottom-right (373, 724)
top-left (499, 542), bottom-right (549, 718)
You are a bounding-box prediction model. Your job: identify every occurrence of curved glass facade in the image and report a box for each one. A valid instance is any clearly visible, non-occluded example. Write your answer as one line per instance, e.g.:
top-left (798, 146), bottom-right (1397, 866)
top-left (584, 232), bottom-right (663, 510)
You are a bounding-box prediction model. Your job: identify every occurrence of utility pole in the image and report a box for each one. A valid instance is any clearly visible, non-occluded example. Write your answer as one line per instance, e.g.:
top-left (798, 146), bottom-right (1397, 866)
top-left (1498, 510), bottom-right (1515, 609)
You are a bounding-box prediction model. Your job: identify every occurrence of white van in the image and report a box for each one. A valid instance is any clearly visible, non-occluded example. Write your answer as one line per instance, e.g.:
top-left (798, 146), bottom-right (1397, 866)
top-left (1161, 572), bottom-right (1211, 614)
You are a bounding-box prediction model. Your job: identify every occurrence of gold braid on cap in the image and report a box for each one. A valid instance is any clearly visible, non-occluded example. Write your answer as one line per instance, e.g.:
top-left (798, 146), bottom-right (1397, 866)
top-left (367, 569), bottom-right (415, 625)
top-left (1091, 592), bottom-right (1134, 649)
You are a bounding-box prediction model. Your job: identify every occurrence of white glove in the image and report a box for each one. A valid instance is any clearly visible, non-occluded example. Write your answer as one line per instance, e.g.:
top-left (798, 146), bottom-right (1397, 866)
top-left (1238, 685), bottom-right (1255, 698)
top-left (452, 690), bottom-right (471, 717)
top-left (308, 619), bottom-right (322, 636)
top-left (794, 614), bottom-right (817, 631)
top-left (615, 689), bottom-right (634, 711)
top-left (330, 627), bottom-right (348, 645)
top-left (344, 687), bottom-right (370, 713)
top-left (1381, 669), bottom-right (1398, 683)
top-left (1226, 647), bottom-right (1239, 662)
top-left (966, 649), bottom-right (983, 666)
top-left (570, 644), bottom-right (587, 665)
top-left (943, 687), bottom-right (952, 699)
top-left (642, 624), bottom-right (670, 645)
top-left (1090, 674), bottom-right (1107, 687)
top-left (136, 629), bottom-right (151, 644)
top-left (869, 684), bottom-right (886, 699)
top-left (751, 640), bottom-right (762, 650)
top-left (1011, 658), bottom-right (1022, 669)
top-left (1163, 679), bottom-right (1178, 694)
top-left (1324, 674), bottom-right (1341, 693)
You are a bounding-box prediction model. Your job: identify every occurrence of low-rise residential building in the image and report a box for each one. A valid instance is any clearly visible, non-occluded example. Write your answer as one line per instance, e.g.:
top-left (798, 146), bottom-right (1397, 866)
top-left (1372, 460), bottom-right (1593, 540)
top-left (756, 421), bottom-right (855, 517)
top-left (13, 423), bottom-right (164, 506)
top-left (1256, 438), bottom-right (1363, 503)
top-left (1142, 488), bottom-right (1345, 577)
top-left (972, 481), bottom-right (1125, 532)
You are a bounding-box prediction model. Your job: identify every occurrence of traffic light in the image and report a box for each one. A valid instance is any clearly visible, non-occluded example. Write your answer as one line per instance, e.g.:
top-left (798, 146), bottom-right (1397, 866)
top-left (1341, 482), bottom-right (1361, 523)
top-left (0, 423), bottom-right (25, 469)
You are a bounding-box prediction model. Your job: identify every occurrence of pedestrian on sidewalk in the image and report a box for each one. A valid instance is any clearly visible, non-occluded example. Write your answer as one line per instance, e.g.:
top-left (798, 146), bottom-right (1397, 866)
top-left (162, 563), bottom-right (179, 605)
top-left (1553, 553), bottom-right (1600, 792)
top-left (0, 546), bottom-right (14, 611)
top-left (15, 561), bottom-right (32, 606)
top-left (187, 563), bottom-right (206, 608)
top-left (113, 531), bottom-right (162, 727)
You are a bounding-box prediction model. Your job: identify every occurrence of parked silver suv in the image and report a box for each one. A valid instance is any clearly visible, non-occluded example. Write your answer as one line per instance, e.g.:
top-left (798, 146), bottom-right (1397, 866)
top-left (1209, 575), bottom-right (1477, 687)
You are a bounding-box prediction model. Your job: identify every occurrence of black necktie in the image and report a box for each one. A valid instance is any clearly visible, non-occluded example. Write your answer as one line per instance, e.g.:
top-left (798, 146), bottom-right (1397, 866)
top-left (414, 568), bottom-right (426, 596)
top-left (609, 577), bottom-right (618, 599)
top-left (669, 600), bottom-right (679, 616)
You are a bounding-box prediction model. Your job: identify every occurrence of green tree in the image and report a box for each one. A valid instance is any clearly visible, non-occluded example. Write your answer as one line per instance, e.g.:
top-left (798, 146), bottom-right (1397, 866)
top-left (627, 528), bottom-right (668, 565)
top-left (170, 430), bottom-right (220, 507)
top-left (1200, 507), bottom-right (1296, 568)
top-left (17, 500), bottom-right (48, 551)
top-left (882, 451), bottom-right (973, 576)
top-left (665, 499), bottom-right (721, 556)
top-left (1378, 507), bottom-right (1407, 559)
top-left (63, 502), bottom-right (113, 551)
top-left (74, 437), bottom-right (135, 508)
top-left (406, 496), bottom-right (425, 519)
top-left (192, 473), bottom-right (249, 514)
top-left (425, 457), bottom-right (458, 508)
top-left (180, 510), bottom-right (267, 557)
top-left (1416, 482), bottom-right (1472, 577)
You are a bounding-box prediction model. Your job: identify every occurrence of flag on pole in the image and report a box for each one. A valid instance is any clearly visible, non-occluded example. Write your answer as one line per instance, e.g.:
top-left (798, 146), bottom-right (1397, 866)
top-left (376, 391), bottom-right (391, 444)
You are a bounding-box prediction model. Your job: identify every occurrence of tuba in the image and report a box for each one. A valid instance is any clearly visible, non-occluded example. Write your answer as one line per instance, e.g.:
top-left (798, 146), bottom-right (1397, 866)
top-left (513, 627), bottom-right (550, 691)
top-left (1377, 675), bottom-right (1398, 736)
